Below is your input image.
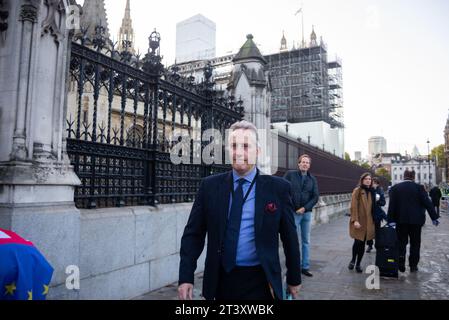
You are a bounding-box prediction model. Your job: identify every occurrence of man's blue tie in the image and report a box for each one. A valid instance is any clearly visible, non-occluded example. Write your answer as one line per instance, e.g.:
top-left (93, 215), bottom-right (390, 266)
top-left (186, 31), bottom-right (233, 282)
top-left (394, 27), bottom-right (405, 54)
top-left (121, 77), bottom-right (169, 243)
top-left (222, 178), bottom-right (246, 273)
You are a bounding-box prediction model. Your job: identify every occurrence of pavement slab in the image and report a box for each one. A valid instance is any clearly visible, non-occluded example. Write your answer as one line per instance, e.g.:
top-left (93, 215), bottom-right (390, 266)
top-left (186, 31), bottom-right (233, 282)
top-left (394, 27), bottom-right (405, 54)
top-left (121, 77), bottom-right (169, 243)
top-left (135, 209), bottom-right (449, 300)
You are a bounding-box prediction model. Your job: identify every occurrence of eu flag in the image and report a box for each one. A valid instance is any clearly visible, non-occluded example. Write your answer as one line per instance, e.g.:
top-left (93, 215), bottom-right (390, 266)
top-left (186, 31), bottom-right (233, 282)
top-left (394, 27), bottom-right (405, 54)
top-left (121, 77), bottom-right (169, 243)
top-left (0, 228), bottom-right (54, 300)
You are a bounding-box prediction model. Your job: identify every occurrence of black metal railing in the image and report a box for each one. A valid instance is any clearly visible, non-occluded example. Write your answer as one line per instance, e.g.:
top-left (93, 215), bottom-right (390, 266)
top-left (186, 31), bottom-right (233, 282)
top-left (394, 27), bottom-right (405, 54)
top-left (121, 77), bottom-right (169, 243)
top-left (66, 27), bottom-right (243, 208)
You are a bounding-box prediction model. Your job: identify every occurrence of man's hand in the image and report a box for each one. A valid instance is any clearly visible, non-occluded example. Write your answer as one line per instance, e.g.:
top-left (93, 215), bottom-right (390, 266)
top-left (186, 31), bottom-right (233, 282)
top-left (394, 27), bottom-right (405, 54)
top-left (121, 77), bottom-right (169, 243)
top-left (296, 208), bottom-right (306, 214)
top-left (178, 283), bottom-right (194, 300)
top-left (354, 221), bottom-right (361, 229)
top-left (287, 284), bottom-right (301, 299)
top-left (432, 219), bottom-right (440, 227)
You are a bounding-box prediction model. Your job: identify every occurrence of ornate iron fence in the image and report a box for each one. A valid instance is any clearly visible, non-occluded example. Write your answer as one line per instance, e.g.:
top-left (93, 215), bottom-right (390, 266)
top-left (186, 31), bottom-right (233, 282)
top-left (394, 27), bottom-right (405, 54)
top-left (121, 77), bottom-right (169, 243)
top-left (66, 27), bottom-right (243, 208)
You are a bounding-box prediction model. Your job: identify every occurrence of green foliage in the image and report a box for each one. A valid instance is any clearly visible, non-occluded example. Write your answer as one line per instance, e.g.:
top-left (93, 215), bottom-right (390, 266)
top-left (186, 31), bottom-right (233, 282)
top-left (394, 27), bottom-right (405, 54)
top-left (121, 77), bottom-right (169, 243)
top-left (375, 167), bottom-right (391, 182)
top-left (360, 162), bottom-right (371, 170)
top-left (431, 144), bottom-right (445, 167)
top-left (344, 152), bottom-right (351, 161)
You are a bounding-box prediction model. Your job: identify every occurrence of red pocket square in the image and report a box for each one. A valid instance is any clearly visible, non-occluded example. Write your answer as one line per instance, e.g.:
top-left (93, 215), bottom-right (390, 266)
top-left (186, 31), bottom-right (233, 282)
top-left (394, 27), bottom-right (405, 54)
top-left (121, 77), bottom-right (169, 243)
top-left (265, 203), bottom-right (278, 214)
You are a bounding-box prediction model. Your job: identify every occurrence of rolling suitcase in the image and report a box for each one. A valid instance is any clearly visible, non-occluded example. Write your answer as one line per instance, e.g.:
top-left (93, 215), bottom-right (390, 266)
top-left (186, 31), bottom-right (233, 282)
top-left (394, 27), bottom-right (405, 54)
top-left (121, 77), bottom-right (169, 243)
top-left (375, 224), bottom-right (399, 278)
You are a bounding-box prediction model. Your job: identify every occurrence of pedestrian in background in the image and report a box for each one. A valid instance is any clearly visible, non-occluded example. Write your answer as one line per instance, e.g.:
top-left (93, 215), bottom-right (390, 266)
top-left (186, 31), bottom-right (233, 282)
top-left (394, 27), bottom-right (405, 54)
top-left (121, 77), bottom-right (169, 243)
top-left (284, 154), bottom-right (319, 278)
top-left (348, 173), bottom-right (375, 273)
top-left (429, 186), bottom-right (442, 216)
top-left (387, 169), bottom-right (440, 273)
top-left (366, 177), bottom-right (387, 253)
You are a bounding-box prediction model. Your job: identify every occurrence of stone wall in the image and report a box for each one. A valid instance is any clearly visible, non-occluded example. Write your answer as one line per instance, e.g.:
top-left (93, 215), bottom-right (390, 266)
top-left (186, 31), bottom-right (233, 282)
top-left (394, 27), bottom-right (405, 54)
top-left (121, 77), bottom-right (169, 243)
top-left (312, 193), bottom-right (353, 225)
top-left (46, 193), bottom-right (352, 300)
top-left (47, 203), bottom-right (206, 300)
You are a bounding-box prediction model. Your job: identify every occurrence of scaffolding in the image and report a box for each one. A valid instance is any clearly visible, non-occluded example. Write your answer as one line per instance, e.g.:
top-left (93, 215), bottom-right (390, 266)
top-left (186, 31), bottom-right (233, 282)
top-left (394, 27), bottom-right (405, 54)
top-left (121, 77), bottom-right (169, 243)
top-left (328, 57), bottom-right (344, 128)
top-left (173, 37), bottom-right (345, 129)
top-left (265, 42), bottom-right (344, 128)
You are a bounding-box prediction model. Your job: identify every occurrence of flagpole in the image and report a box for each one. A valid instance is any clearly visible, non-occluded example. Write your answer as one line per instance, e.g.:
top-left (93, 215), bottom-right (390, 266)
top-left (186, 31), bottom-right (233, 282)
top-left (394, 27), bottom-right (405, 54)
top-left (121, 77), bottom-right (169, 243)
top-left (295, 2), bottom-right (305, 48)
top-left (301, 2), bottom-right (304, 48)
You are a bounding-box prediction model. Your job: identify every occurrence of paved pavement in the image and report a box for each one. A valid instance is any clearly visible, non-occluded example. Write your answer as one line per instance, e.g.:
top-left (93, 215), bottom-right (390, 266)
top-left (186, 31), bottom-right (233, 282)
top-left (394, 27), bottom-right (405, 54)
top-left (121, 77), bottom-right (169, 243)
top-left (135, 208), bottom-right (449, 300)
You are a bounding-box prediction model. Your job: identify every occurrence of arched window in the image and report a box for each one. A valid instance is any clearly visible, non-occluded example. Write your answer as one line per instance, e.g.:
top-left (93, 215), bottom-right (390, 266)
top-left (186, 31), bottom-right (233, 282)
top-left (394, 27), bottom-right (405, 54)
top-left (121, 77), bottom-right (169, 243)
top-left (82, 96), bottom-right (90, 124)
top-left (126, 124), bottom-right (144, 147)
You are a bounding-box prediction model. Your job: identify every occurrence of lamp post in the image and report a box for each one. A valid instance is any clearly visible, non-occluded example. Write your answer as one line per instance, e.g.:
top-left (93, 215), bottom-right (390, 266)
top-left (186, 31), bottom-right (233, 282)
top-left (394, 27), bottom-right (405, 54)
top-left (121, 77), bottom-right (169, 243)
top-left (427, 139), bottom-right (431, 187)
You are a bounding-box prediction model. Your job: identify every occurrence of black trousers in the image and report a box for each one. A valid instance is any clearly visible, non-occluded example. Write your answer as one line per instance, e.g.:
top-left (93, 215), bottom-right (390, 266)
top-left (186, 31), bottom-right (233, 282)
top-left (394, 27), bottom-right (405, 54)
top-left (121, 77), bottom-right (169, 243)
top-left (397, 224), bottom-right (422, 268)
top-left (367, 221), bottom-right (381, 247)
top-left (433, 204), bottom-right (440, 216)
top-left (351, 239), bottom-right (366, 265)
top-left (216, 265), bottom-right (274, 300)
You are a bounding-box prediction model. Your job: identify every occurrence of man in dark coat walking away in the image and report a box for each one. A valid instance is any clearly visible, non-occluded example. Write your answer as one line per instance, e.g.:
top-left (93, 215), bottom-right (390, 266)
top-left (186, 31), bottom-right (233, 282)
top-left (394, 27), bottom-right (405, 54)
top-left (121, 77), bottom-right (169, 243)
top-left (387, 169), bottom-right (440, 273)
top-left (429, 186), bottom-right (442, 216)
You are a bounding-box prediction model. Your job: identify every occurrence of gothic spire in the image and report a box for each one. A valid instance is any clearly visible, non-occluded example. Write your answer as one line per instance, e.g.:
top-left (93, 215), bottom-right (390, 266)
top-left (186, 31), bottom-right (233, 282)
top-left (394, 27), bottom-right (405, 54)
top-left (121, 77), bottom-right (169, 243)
top-left (125, 0), bottom-right (131, 17)
top-left (280, 31), bottom-right (288, 52)
top-left (118, 0), bottom-right (135, 53)
top-left (310, 25), bottom-right (317, 46)
top-left (445, 110), bottom-right (449, 132)
top-left (80, 0), bottom-right (110, 40)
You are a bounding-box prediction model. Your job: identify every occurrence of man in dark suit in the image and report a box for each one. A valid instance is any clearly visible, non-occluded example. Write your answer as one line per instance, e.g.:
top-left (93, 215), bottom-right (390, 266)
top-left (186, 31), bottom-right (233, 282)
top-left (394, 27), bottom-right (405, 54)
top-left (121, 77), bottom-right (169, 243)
top-left (178, 120), bottom-right (301, 300)
top-left (387, 169), bottom-right (440, 273)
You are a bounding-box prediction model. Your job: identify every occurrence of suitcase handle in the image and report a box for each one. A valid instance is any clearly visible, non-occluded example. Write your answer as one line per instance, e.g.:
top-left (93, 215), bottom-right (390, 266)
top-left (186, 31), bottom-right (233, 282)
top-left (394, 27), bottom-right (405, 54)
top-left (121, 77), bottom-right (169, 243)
top-left (382, 222), bottom-right (396, 228)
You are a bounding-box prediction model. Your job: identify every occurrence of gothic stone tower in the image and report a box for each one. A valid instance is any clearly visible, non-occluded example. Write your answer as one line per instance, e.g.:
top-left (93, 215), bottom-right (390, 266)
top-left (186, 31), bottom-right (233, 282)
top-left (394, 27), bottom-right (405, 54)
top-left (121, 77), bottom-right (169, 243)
top-left (80, 0), bottom-right (110, 40)
top-left (0, 0), bottom-right (82, 298)
top-left (117, 0), bottom-right (135, 53)
top-left (228, 34), bottom-right (271, 131)
top-left (228, 34), bottom-right (273, 174)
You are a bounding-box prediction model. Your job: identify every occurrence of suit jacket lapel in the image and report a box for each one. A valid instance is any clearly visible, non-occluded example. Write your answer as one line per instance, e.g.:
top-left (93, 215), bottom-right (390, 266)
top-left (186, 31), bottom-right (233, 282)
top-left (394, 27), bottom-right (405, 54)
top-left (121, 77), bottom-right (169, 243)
top-left (255, 174), bottom-right (269, 237)
top-left (218, 171), bottom-right (232, 244)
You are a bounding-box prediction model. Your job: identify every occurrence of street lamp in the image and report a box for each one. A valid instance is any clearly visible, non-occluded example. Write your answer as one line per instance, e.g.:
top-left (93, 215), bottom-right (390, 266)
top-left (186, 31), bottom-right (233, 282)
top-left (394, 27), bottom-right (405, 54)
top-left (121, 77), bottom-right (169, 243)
top-left (427, 139), bottom-right (431, 187)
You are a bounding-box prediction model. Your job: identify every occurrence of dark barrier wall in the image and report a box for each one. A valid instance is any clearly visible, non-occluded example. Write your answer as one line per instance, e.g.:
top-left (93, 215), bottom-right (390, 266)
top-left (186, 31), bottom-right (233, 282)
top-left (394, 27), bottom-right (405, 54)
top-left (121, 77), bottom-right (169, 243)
top-left (275, 133), bottom-right (388, 195)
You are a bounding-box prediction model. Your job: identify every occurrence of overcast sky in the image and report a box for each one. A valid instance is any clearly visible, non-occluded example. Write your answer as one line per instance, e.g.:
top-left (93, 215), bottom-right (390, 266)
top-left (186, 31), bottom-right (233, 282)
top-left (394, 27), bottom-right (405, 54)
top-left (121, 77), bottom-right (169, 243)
top-left (80, 0), bottom-right (449, 158)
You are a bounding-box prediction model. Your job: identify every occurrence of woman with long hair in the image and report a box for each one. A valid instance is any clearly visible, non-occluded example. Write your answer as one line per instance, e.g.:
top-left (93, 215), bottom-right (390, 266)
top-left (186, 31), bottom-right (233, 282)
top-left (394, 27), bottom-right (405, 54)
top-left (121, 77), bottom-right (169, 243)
top-left (348, 173), bottom-right (376, 273)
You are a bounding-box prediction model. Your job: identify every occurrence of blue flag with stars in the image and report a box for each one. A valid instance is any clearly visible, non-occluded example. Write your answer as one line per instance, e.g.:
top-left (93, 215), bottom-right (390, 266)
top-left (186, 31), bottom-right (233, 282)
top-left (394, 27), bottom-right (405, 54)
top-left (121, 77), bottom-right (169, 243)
top-left (0, 229), bottom-right (54, 301)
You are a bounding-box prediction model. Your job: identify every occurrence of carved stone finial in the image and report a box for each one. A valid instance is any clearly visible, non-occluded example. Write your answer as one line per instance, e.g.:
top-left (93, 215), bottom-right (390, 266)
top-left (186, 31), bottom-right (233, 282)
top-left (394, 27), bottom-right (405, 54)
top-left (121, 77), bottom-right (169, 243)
top-left (20, 1), bottom-right (40, 23)
top-left (0, 0), bottom-right (9, 33)
top-left (41, 0), bottom-right (63, 42)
